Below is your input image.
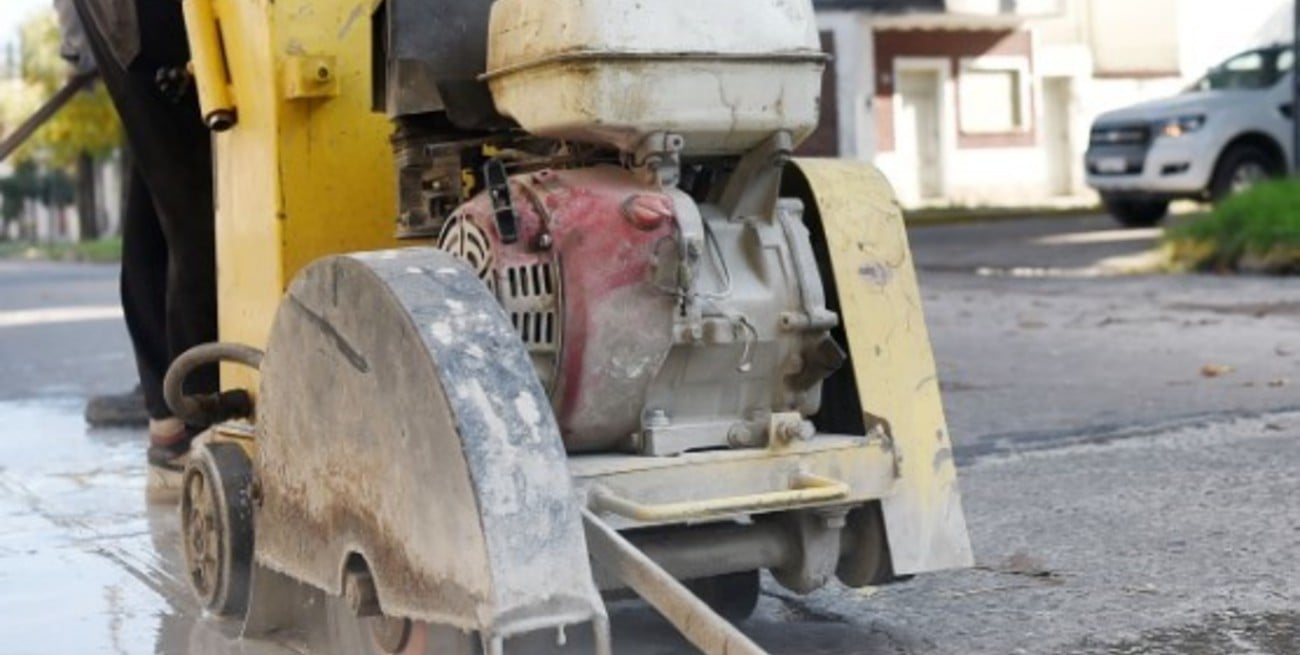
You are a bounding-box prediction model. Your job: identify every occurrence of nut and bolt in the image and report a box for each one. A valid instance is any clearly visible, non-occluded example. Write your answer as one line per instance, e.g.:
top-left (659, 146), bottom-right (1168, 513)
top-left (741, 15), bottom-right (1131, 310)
top-left (778, 420), bottom-right (814, 444)
top-left (644, 408), bottom-right (671, 428)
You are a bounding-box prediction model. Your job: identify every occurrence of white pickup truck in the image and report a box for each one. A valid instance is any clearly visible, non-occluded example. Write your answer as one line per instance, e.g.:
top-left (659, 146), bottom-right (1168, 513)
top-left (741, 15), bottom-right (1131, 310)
top-left (1085, 44), bottom-right (1295, 227)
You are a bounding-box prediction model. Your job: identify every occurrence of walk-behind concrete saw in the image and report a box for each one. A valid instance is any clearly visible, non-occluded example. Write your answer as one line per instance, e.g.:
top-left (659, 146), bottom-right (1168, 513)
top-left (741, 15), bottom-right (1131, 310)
top-left (167, 0), bottom-right (973, 652)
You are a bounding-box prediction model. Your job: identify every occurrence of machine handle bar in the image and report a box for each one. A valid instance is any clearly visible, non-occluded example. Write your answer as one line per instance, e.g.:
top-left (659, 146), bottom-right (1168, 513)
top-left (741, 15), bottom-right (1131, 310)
top-left (589, 472), bottom-right (849, 523)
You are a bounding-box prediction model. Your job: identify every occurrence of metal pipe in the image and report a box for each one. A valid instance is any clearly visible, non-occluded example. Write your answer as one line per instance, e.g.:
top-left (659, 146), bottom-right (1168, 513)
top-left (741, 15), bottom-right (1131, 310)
top-left (181, 0), bottom-right (237, 130)
top-left (581, 509), bottom-right (768, 655)
top-left (595, 520), bottom-right (792, 590)
top-left (0, 71), bottom-right (98, 162)
top-left (163, 342), bottom-right (264, 425)
top-left (588, 472), bottom-right (849, 523)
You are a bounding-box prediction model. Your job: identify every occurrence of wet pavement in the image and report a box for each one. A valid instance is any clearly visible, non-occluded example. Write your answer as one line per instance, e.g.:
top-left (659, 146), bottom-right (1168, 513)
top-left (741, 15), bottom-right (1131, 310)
top-left (2, 215), bottom-right (1299, 654)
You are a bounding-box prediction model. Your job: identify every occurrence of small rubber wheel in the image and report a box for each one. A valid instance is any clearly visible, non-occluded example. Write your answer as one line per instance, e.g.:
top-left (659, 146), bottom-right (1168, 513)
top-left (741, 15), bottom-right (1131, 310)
top-left (836, 502), bottom-right (896, 588)
top-left (686, 570), bottom-right (761, 623)
top-left (181, 441), bottom-right (255, 617)
top-left (1210, 145), bottom-right (1278, 202)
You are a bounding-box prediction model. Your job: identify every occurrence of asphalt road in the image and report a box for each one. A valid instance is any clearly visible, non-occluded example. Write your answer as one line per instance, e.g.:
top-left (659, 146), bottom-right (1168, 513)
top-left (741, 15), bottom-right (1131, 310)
top-left (0, 215), bottom-right (1297, 654)
top-left (910, 215), bottom-right (1300, 449)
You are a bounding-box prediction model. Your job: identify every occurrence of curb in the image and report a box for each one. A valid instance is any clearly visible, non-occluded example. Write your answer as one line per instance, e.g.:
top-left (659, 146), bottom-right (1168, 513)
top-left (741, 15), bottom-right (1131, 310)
top-left (904, 205), bottom-right (1104, 227)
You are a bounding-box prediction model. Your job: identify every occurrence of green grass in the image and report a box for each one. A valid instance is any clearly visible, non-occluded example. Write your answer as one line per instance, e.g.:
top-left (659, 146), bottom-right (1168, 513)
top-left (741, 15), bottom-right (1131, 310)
top-left (1165, 180), bottom-right (1300, 274)
top-left (0, 237), bottom-right (122, 263)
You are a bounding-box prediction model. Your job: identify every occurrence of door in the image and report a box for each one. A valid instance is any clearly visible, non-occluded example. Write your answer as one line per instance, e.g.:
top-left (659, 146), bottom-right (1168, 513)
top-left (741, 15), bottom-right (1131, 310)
top-left (895, 69), bottom-right (943, 202)
top-left (1043, 76), bottom-right (1074, 196)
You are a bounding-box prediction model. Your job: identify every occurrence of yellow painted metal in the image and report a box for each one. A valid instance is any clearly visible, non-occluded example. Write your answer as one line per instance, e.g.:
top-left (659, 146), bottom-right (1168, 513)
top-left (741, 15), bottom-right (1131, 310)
top-left (195, 0), bottom-right (404, 392)
top-left (791, 158), bottom-right (974, 576)
top-left (283, 55), bottom-right (340, 100)
top-left (588, 473), bottom-right (850, 523)
top-left (180, 0), bottom-right (235, 129)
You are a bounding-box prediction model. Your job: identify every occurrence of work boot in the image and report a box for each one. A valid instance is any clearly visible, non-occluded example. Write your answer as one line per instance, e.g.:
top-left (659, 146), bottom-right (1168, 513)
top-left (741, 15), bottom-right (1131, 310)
top-left (85, 385), bottom-right (149, 428)
top-left (146, 417), bottom-right (196, 503)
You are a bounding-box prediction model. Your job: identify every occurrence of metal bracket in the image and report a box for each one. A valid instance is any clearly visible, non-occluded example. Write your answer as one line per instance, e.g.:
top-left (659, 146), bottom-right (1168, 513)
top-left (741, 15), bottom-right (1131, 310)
top-left (630, 131), bottom-right (685, 188)
top-left (483, 158), bottom-right (519, 244)
top-left (283, 55), bottom-right (340, 100)
top-left (716, 131), bottom-right (793, 222)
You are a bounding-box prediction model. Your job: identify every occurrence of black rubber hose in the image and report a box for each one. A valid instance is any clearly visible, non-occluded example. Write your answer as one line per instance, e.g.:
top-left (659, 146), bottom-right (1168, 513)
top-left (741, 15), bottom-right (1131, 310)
top-left (163, 342), bottom-right (265, 426)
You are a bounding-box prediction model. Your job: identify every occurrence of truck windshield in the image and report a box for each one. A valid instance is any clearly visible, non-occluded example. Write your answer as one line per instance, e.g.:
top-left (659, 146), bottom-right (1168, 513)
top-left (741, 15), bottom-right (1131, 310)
top-left (1189, 47), bottom-right (1294, 92)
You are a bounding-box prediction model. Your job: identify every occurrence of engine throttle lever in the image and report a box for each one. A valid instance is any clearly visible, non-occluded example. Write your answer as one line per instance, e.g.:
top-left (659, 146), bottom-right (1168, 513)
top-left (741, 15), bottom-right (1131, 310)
top-left (483, 158), bottom-right (520, 244)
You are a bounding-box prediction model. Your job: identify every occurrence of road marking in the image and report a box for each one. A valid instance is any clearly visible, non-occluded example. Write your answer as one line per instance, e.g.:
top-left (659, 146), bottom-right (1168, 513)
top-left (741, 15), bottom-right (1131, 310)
top-left (1034, 228), bottom-right (1162, 246)
top-left (0, 305), bottom-right (123, 328)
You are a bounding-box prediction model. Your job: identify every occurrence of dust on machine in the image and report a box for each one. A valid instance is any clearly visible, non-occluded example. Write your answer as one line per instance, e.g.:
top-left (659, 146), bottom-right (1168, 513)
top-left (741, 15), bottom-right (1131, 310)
top-left (168, 0), bottom-right (975, 653)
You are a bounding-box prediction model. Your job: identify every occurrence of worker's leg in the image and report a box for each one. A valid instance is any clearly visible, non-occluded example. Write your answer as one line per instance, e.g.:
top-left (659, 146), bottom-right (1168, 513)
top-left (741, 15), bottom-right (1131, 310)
top-left (118, 164), bottom-right (170, 419)
top-left (72, 0), bottom-right (218, 464)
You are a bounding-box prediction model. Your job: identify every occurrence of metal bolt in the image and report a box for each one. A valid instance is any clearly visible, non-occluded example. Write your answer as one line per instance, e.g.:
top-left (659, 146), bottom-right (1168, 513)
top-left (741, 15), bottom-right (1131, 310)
top-left (316, 65), bottom-right (331, 81)
top-left (779, 421), bottom-right (814, 444)
top-left (644, 408), bottom-right (670, 428)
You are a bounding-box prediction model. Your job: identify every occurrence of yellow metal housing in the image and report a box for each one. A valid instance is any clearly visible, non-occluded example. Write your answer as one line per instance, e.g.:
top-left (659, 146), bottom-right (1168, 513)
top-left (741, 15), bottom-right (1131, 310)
top-left (188, 0), bottom-right (403, 392)
top-left (790, 159), bottom-right (975, 575)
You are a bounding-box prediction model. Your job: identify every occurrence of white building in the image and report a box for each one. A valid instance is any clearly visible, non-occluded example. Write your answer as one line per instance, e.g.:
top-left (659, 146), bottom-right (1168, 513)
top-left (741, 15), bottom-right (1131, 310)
top-left (808, 0), bottom-right (1294, 207)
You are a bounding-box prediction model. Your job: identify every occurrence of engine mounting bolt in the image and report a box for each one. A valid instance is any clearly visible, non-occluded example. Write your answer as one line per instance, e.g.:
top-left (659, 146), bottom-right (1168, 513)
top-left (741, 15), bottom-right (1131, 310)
top-left (779, 421), bottom-right (813, 444)
top-left (644, 408), bottom-right (671, 428)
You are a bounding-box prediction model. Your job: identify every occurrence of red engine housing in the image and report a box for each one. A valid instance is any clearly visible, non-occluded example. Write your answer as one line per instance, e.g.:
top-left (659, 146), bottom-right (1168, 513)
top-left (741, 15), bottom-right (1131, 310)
top-left (439, 166), bottom-right (679, 452)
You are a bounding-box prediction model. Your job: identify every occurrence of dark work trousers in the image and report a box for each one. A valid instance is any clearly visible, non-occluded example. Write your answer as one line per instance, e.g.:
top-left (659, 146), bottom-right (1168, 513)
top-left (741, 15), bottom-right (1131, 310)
top-left (72, 0), bottom-right (218, 420)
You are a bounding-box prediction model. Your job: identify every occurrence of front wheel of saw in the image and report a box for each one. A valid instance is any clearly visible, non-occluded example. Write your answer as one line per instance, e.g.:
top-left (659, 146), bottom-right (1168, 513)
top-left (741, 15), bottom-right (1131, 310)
top-left (686, 570), bottom-right (761, 623)
top-left (180, 441), bottom-right (254, 617)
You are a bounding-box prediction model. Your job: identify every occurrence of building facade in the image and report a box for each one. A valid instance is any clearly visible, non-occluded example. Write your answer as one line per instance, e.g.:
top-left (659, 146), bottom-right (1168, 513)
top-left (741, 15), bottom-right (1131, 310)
top-left (809, 0), bottom-right (1294, 207)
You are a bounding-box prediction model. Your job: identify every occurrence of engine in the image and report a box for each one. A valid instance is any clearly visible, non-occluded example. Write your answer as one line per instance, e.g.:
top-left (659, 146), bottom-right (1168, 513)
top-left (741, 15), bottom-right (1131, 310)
top-left (438, 162), bottom-right (844, 455)
top-left (381, 0), bottom-right (842, 455)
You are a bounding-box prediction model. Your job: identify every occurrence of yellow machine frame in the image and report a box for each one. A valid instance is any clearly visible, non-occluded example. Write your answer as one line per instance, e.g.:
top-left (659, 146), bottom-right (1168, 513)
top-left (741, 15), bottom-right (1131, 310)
top-left (183, 0), bottom-right (402, 394)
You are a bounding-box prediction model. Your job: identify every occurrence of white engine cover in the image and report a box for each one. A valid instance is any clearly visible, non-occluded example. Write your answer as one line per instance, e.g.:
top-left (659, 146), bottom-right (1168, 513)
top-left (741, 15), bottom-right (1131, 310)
top-left (484, 0), bottom-right (826, 155)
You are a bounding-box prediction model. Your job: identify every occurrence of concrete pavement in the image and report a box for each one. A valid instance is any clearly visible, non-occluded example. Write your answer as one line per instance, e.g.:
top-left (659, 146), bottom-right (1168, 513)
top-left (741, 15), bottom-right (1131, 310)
top-left (1, 215), bottom-right (1297, 654)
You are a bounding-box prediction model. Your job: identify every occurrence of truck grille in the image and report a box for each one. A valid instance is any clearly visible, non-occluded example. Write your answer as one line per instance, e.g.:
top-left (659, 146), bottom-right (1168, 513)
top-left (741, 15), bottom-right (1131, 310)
top-left (1090, 124), bottom-right (1150, 147)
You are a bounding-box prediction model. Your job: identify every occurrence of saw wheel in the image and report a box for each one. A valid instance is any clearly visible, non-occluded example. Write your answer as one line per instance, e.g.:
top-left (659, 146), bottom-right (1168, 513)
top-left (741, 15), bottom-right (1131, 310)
top-left (180, 441), bottom-right (254, 617)
top-left (244, 248), bottom-right (606, 645)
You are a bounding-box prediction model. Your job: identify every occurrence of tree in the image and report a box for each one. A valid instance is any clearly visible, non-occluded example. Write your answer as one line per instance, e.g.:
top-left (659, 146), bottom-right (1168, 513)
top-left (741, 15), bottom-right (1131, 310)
top-left (0, 10), bottom-right (121, 240)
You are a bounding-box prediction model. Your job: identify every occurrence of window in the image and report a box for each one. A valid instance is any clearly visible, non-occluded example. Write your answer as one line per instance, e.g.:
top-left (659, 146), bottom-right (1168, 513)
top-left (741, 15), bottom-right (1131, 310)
top-left (958, 57), bottom-right (1030, 134)
top-left (1190, 46), bottom-right (1294, 92)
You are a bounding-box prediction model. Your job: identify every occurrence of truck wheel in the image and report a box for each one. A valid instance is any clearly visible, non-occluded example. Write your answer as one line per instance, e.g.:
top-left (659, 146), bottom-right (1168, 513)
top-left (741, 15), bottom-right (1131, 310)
top-left (1210, 145), bottom-right (1277, 202)
top-left (1102, 195), bottom-right (1169, 228)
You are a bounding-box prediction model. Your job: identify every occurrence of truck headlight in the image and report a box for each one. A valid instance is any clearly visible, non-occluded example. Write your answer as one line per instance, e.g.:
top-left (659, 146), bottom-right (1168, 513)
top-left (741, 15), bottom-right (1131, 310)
top-left (1157, 114), bottom-right (1206, 138)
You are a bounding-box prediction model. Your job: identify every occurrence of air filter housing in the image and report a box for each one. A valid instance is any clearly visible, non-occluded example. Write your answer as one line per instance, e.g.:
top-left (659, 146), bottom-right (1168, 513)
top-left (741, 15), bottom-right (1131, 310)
top-left (483, 0), bottom-right (827, 155)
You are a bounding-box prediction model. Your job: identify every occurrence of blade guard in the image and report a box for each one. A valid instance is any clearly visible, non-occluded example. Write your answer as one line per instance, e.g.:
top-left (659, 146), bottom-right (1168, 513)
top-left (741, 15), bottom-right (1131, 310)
top-left (251, 248), bottom-right (604, 638)
top-left (789, 159), bottom-right (974, 575)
